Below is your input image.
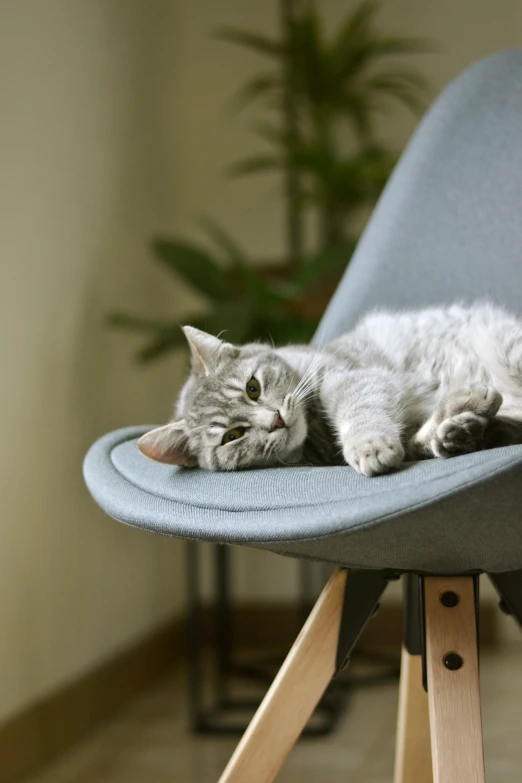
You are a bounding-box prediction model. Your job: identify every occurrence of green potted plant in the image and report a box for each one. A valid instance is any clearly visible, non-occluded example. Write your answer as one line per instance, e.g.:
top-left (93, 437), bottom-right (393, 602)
top-left (220, 0), bottom-right (430, 247)
top-left (110, 0), bottom-right (432, 362)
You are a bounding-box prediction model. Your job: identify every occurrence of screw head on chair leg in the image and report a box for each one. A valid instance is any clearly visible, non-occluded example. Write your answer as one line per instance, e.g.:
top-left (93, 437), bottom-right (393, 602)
top-left (440, 591), bottom-right (460, 608)
top-left (443, 652), bottom-right (463, 671)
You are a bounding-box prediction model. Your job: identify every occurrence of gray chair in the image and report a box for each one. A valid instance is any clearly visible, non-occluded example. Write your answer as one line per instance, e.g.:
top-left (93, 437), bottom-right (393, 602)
top-left (84, 50), bottom-right (522, 783)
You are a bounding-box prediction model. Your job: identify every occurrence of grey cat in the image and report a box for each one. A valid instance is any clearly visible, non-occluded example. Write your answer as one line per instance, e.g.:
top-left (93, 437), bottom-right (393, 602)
top-left (138, 303), bottom-right (522, 475)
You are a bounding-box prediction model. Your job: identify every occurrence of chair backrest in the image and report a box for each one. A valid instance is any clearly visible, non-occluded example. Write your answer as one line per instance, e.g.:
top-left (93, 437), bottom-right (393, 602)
top-left (315, 49), bottom-right (522, 344)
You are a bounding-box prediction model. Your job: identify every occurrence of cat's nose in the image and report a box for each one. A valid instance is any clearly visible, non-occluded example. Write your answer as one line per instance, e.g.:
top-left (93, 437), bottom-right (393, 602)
top-left (270, 412), bottom-right (286, 430)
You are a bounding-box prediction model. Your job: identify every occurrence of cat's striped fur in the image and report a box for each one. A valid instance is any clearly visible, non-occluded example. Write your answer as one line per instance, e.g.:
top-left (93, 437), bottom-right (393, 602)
top-left (138, 303), bottom-right (522, 475)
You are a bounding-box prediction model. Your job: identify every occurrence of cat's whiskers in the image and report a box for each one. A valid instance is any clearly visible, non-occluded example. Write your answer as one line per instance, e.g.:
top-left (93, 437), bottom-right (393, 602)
top-left (299, 361), bottom-right (337, 397)
top-left (292, 355), bottom-right (317, 396)
top-left (264, 439), bottom-right (279, 463)
top-left (293, 375), bottom-right (319, 401)
top-left (291, 363), bottom-right (339, 416)
top-left (292, 388), bottom-right (315, 408)
top-left (291, 344), bottom-right (328, 402)
top-left (292, 369), bottom-right (324, 404)
top-left (291, 374), bottom-right (317, 405)
top-left (293, 357), bottom-right (320, 396)
top-left (293, 373), bottom-right (315, 397)
top-left (262, 438), bottom-right (273, 458)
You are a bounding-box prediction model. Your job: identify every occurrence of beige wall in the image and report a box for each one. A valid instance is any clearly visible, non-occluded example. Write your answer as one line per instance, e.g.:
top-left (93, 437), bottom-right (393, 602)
top-left (0, 0), bottom-right (193, 724)
top-left (2, 0), bottom-right (522, 725)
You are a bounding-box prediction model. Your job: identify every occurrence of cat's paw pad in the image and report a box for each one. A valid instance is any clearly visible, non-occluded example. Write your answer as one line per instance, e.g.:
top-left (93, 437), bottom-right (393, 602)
top-left (440, 385), bottom-right (502, 420)
top-left (431, 412), bottom-right (488, 458)
top-left (343, 436), bottom-right (405, 477)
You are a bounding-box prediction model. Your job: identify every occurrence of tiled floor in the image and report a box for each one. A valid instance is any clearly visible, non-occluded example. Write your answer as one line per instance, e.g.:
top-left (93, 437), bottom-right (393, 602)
top-left (30, 647), bottom-right (522, 783)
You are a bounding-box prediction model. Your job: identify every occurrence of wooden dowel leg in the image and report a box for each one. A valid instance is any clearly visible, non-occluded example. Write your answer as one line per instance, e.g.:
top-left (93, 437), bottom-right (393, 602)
top-left (217, 568), bottom-right (348, 783)
top-left (424, 577), bottom-right (485, 783)
top-left (394, 648), bottom-right (433, 783)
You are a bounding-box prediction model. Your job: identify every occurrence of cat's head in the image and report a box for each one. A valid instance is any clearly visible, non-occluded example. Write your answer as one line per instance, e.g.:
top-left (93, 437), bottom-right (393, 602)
top-left (137, 327), bottom-right (308, 470)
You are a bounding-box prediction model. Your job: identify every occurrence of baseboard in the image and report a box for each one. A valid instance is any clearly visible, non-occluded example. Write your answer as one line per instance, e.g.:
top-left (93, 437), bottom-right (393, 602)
top-left (0, 600), bottom-right (498, 783)
top-left (0, 618), bottom-right (185, 783)
top-left (204, 601), bottom-right (498, 653)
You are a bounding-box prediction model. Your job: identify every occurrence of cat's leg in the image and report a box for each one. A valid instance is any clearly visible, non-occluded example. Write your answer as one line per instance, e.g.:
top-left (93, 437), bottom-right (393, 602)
top-left (320, 367), bottom-right (406, 476)
top-left (409, 384), bottom-right (503, 459)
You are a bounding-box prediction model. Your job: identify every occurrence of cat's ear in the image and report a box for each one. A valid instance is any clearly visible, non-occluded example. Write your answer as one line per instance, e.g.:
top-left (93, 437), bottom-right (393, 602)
top-left (182, 326), bottom-right (233, 374)
top-left (137, 421), bottom-right (197, 466)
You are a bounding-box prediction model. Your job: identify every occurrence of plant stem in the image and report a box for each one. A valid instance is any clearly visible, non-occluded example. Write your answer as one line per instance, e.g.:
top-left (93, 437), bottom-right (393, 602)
top-left (314, 109), bottom-right (342, 247)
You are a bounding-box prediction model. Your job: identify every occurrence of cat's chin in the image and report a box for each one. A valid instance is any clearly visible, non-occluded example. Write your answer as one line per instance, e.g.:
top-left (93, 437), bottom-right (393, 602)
top-left (262, 425), bottom-right (305, 467)
top-left (282, 447), bottom-right (304, 465)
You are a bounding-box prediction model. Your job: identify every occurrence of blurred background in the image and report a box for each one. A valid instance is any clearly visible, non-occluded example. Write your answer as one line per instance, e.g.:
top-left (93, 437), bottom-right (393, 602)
top-left (2, 1), bottom-right (522, 782)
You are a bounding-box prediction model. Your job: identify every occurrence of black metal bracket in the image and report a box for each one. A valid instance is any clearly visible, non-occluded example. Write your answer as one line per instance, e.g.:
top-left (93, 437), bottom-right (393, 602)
top-left (403, 574), bottom-right (424, 656)
top-left (334, 569), bottom-right (391, 674)
top-left (403, 573), bottom-right (480, 693)
top-left (187, 543), bottom-right (354, 735)
top-left (489, 569), bottom-right (522, 628)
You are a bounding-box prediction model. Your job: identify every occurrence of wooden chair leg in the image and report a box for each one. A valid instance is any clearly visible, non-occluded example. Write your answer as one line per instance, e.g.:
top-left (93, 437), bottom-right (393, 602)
top-left (394, 648), bottom-right (433, 783)
top-left (217, 569), bottom-right (348, 783)
top-left (424, 577), bottom-right (485, 783)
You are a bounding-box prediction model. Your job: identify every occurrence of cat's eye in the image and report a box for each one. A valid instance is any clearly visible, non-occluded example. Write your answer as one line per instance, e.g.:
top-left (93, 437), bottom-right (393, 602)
top-left (221, 427), bottom-right (247, 445)
top-left (246, 377), bottom-right (261, 400)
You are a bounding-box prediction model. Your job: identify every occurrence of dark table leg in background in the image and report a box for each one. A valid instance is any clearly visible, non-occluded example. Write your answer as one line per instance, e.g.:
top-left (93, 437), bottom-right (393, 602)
top-left (184, 543), bottom-right (399, 735)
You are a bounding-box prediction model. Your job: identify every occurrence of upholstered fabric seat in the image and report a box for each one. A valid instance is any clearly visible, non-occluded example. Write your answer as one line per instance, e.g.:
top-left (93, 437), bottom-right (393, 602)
top-left (84, 426), bottom-right (522, 573)
top-left (84, 49), bottom-right (522, 577)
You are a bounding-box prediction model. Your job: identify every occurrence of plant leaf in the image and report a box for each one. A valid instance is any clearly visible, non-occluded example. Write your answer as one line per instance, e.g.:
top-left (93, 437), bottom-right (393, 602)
top-left (227, 74), bottom-right (280, 112)
top-left (196, 215), bottom-right (250, 267)
top-left (194, 216), bottom-right (288, 309)
top-left (261, 313), bottom-right (318, 344)
top-left (214, 27), bottom-right (283, 57)
top-left (197, 301), bottom-right (254, 345)
top-left (366, 70), bottom-right (430, 113)
top-left (251, 121), bottom-right (290, 146)
top-left (136, 300), bottom-right (254, 363)
top-left (330, 0), bottom-right (382, 80)
top-left (370, 35), bottom-right (435, 57)
top-left (152, 239), bottom-right (230, 301)
top-left (137, 328), bottom-right (187, 363)
top-left (338, 0), bottom-right (381, 43)
top-left (293, 244), bottom-right (354, 292)
top-left (290, 5), bottom-right (331, 109)
top-left (367, 67), bottom-right (431, 93)
top-left (225, 154), bottom-right (282, 178)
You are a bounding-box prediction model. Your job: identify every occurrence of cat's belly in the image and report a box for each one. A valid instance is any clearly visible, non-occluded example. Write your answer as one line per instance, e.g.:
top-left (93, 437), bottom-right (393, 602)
top-left (301, 436), bottom-right (345, 466)
top-left (300, 412), bottom-right (344, 466)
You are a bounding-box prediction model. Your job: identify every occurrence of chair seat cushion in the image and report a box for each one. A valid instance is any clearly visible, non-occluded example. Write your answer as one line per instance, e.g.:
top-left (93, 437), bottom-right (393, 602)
top-left (83, 426), bottom-right (522, 574)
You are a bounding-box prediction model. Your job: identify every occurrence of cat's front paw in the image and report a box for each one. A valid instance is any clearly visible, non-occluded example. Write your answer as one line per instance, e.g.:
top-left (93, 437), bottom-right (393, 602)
top-left (343, 436), bottom-right (405, 477)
